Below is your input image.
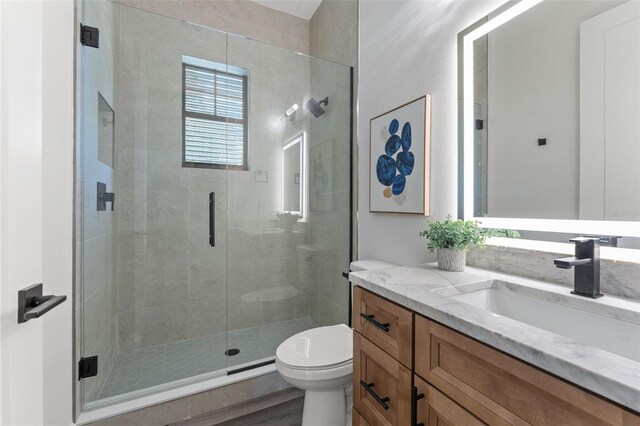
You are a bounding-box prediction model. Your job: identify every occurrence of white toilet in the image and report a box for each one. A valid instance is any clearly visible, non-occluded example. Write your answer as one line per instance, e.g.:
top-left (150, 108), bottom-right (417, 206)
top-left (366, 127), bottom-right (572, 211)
top-left (276, 324), bottom-right (353, 426)
top-left (275, 260), bottom-right (397, 426)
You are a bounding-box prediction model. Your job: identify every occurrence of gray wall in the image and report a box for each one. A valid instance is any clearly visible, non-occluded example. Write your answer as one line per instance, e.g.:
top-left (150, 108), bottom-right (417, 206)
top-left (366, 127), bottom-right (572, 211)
top-left (116, 0), bottom-right (310, 54)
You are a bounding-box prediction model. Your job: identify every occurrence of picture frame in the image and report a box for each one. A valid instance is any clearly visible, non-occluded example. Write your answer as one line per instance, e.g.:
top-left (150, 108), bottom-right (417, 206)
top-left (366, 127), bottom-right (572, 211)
top-left (369, 95), bottom-right (431, 214)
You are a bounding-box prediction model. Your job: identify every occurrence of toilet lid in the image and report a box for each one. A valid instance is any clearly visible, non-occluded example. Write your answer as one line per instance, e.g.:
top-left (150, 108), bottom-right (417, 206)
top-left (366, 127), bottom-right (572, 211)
top-left (276, 324), bottom-right (353, 370)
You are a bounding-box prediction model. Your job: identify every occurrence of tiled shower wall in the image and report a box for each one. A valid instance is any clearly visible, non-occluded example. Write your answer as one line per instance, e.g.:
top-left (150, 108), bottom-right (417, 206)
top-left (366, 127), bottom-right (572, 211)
top-left (307, 0), bottom-right (359, 326)
top-left (113, 5), bottom-right (313, 353)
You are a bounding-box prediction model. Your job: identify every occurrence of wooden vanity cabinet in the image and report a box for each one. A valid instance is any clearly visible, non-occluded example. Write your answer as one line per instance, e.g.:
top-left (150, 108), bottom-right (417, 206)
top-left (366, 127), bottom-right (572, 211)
top-left (414, 374), bottom-right (486, 426)
top-left (352, 286), bottom-right (640, 426)
top-left (353, 286), bottom-right (413, 368)
top-left (354, 332), bottom-right (412, 425)
top-left (353, 406), bottom-right (372, 426)
top-left (415, 315), bottom-right (640, 426)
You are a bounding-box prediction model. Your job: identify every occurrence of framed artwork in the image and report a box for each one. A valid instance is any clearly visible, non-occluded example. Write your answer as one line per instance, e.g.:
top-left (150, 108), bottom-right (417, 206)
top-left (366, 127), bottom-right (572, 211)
top-left (369, 95), bottom-right (431, 214)
top-left (309, 138), bottom-right (334, 211)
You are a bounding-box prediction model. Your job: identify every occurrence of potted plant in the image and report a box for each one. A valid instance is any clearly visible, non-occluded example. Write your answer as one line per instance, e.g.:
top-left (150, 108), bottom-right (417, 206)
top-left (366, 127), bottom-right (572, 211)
top-left (419, 216), bottom-right (489, 272)
top-left (275, 211), bottom-right (301, 233)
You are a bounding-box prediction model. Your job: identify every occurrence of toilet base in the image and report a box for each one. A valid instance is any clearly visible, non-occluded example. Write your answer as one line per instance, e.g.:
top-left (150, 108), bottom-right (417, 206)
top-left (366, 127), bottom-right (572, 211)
top-left (301, 388), bottom-right (346, 426)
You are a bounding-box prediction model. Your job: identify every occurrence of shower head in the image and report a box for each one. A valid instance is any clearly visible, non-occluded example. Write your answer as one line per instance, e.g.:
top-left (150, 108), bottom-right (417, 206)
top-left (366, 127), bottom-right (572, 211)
top-left (305, 96), bottom-right (329, 118)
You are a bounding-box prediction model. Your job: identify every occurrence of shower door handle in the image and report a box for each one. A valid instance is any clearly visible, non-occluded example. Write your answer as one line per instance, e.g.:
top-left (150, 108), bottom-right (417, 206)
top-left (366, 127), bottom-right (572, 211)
top-left (209, 192), bottom-right (215, 247)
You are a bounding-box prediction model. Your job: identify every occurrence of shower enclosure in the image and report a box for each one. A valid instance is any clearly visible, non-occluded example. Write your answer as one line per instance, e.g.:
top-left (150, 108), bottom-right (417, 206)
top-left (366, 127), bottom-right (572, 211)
top-left (77, 1), bottom-right (352, 409)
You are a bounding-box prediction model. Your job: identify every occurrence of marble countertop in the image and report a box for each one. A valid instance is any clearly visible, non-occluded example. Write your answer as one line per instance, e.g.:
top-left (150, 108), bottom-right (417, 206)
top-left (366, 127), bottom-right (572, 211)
top-left (349, 263), bottom-right (640, 412)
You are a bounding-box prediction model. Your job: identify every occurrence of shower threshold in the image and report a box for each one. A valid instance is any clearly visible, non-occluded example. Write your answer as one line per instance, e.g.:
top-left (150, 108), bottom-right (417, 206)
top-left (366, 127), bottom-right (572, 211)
top-left (95, 316), bottom-right (317, 400)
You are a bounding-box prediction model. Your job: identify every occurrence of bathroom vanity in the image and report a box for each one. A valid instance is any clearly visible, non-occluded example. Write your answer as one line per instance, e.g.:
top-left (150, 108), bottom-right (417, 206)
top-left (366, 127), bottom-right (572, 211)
top-left (349, 264), bottom-right (640, 425)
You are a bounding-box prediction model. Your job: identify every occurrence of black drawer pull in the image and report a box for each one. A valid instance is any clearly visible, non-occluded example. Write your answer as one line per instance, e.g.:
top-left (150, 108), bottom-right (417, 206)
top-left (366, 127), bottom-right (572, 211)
top-left (411, 385), bottom-right (425, 426)
top-left (360, 380), bottom-right (390, 410)
top-left (360, 313), bottom-right (390, 332)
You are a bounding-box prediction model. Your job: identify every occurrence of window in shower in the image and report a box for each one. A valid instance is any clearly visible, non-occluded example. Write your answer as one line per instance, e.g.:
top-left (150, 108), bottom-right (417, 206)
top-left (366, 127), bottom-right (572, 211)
top-left (182, 56), bottom-right (248, 170)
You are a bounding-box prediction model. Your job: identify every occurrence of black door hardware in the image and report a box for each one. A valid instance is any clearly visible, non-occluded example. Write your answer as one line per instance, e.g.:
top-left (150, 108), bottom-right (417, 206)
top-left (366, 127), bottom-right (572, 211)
top-left (79, 356), bottom-right (98, 379)
top-left (97, 182), bottom-right (115, 211)
top-left (80, 24), bottom-right (99, 48)
top-left (411, 385), bottom-right (425, 426)
top-left (18, 283), bottom-right (67, 324)
top-left (209, 192), bottom-right (215, 247)
top-left (360, 380), bottom-right (390, 410)
top-left (359, 313), bottom-right (390, 332)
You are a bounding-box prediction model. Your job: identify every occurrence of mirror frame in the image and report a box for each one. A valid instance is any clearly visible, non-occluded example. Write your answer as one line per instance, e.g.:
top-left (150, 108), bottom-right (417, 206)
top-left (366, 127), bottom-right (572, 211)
top-left (282, 133), bottom-right (304, 216)
top-left (459, 0), bottom-right (640, 240)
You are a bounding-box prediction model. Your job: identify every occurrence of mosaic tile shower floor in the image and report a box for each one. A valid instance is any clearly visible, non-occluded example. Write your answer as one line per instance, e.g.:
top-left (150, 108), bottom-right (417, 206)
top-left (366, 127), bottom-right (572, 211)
top-left (97, 316), bottom-right (318, 399)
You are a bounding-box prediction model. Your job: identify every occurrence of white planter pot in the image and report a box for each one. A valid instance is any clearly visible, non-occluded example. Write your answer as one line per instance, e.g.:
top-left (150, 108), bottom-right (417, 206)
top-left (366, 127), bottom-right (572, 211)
top-left (436, 248), bottom-right (466, 272)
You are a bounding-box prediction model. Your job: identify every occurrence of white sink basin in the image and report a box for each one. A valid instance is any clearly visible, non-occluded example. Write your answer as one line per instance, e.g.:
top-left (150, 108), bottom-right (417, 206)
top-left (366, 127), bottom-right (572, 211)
top-left (443, 280), bottom-right (640, 363)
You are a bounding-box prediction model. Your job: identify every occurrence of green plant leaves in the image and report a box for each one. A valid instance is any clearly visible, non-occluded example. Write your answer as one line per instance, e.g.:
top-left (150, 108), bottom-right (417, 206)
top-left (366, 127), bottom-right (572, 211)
top-left (419, 215), bottom-right (491, 252)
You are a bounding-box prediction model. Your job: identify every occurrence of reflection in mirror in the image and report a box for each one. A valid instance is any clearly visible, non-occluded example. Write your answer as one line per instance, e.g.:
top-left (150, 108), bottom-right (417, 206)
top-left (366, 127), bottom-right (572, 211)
top-left (472, 0), bottom-right (639, 222)
top-left (282, 134), bottom-right (303, 214)
top-left (516, 230), bottom-right (640, 250)
top-left (98, 92), bottom-right (115, 168)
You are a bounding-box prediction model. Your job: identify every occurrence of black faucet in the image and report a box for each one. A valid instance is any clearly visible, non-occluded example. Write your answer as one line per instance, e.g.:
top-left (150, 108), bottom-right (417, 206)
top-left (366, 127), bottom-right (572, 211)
top-left (554, 237), bottom-right (603, 298)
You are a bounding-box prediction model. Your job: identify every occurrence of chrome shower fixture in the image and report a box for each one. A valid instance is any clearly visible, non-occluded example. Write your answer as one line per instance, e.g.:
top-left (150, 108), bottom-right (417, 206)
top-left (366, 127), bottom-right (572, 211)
top-left (306, 96), bottom-right (329, 118)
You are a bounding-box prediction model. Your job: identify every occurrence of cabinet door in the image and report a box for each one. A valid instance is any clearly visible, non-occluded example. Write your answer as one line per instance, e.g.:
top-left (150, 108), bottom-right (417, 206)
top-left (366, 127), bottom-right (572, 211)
top-left (353, 286), bottom-right (413, 368)
top-left (414, 375), bottom-right (486, 426)
top-left (353, 406), bottom-right (372, 426)
top-left (415, 315), bottom-right (640, 426)
top-left (354, 331), bottom-right (412, 426)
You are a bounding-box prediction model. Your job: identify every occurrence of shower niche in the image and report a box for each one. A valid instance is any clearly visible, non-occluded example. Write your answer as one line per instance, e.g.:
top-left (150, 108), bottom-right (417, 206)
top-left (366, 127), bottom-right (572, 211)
top-left (77, 0), bottom-right (352, 410)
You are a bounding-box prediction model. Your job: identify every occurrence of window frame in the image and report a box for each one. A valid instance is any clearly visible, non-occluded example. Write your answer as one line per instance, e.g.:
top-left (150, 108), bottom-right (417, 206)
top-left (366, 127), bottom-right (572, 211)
top-left (182, 62), bottom-right (249, 170)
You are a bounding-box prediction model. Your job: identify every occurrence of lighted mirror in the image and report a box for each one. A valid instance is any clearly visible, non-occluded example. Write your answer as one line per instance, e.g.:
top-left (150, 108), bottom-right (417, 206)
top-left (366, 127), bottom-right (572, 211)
top-left (282, 134), bottom-right (303, 214)
top-left (97, 92), bottom-right (115, 168)
top-left (460, 0), bottom-right (640, 245)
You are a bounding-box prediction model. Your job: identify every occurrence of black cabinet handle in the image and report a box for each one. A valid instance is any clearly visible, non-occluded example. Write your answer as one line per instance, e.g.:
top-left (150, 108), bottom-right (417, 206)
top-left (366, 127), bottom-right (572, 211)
top-left (360, 313), bottom-right (390, 332)
top-left (209, 192), bottom-right (215, 247)
top-left (360, 380), bottom-right (390, 410)
top-left (411, 385), bottom-right (425, 426)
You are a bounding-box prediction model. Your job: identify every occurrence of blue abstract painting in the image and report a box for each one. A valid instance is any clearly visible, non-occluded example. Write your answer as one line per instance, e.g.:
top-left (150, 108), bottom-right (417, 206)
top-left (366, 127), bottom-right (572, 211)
top-left (370, 96), bottom-right (430, 214)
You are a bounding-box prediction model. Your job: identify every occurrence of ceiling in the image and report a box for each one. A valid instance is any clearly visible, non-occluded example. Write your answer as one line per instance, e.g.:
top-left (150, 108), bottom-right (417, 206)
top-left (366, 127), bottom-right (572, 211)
top-left (250, 0), bottom-right (323, 20)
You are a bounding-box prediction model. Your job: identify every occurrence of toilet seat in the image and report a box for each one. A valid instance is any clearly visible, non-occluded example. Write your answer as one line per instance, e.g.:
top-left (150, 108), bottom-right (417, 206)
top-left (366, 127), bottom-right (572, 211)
top-left (276, 324), bottom-right (353, 371)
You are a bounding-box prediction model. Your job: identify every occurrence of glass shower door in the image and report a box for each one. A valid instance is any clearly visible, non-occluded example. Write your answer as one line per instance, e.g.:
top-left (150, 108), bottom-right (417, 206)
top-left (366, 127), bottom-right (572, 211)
top-left (79, 2), bottom-right (232, 407)
top-left (223, 34), bottom-right (353, 371)
top-left (78, 0), bottom-right (353, 410)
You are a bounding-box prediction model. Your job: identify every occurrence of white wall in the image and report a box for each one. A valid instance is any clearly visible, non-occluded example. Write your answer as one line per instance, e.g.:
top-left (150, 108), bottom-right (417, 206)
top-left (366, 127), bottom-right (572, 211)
top-left (0, 0), bottom-right (74, 424)
top-left (358, 0), bottom-right (503, 265)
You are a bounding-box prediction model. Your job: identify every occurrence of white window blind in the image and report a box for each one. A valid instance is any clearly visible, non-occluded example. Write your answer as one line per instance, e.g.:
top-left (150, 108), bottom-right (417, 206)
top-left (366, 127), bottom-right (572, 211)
top-left (183, 63), bottom-right (247, 169)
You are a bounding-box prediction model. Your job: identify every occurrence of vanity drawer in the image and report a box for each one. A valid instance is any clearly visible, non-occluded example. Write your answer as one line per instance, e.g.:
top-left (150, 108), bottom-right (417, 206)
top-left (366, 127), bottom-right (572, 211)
top-left (354, 331), bottom-right (412, 426)
top-left (353, 286), bottom-right (413, 367)
top-left (414, 374), bottom-right (486, 426)
top-left (415, 315), bottom-right (640, 426)
top-left (353, 406), bottom-right (372, 426)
